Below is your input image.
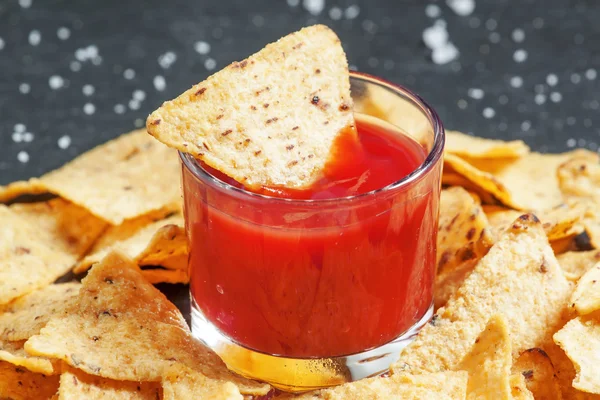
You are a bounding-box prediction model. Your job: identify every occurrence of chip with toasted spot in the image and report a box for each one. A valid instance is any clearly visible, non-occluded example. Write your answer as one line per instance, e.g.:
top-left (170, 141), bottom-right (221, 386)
top-left (24, 252), bottom-right (269, 396)
top-left (445, 150), bottom-right (599, 210)
top-left (437, 187), bottom-right (493, 274)
top-left (0, 282), bottom-right (80, 341)
top-left (393, 214), bottom-right (571, 374)
top-left (445, 130), bottom-right (530, 159)
top-left (58, 366), bottom-right (162, 400)
top-left (293, 371), bottom-right (468, 400)
top-left (458, 314), bottom-right (512, 400)
top-left (509, 374), bottom-right (534, 400)
top-left (147, 25), bottom-right (355, 189)
top-left (0, 206), bottom-right (79, 305)
top-left (570, 263), bottom-right (600, 315)
top-left (0, 360), bottom-right (59, 400)
top-left (512, 348), bottom-right (562, 400)
top-left (0, 340), bottom-right (55, 375)
top-left (554, 317), bottom-right (600, 394)
top-left (557, 250), bottom-right (600, 281)
top-left (0, 130), bottom-right (181, 224)
top-left (557, 158), bottom-right (600, 202)
top-left (75, 213), bottom-right (186, 274)
top-left (162, 363), bottom-right (242, 400)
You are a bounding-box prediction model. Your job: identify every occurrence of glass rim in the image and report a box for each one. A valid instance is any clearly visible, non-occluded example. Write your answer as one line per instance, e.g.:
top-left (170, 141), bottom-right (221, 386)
top-left (180, 71), bottom-right (445, 205)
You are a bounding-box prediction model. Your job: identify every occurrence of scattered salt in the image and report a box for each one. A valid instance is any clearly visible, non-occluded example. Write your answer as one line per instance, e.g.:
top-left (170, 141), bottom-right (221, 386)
top-left (134, 118), bottom-right (144, 128)
top-left (12, 132), bottom-right (23, 143)
top-left (194, 41), bottom-right (211, 55)
top-left (585, 69), bottom-right (597, 80)
top-left (82, 84), bottom-right (95, 96)
top-left (423, 25), bottom-right (449, 49)
top-left (546, 74), bottom-right (558, 86)
top-left (204, 58), bottom-right (217, 71)
top-left (114, 104), bottom-right (126, 114)
top-left (19, 0), bottom-right (32, 8)
top-left (578, 138), bottom-right (588, 147)
top-left (22, 132), bottom-right (34, 142)
top-left (252, 15), bottom-right (265, 27)
top-left (521, 120), bottom-right (531, 131)
top-left (14, 124), bottom-right (26, 133)
top-left (57, 27), bottom-right (71, 40)
top-left (534, 94), bottom-right (546, 105)
top-left (482, 107), bottom-right (495, 119)
top-left (432, 42), bottom-right (459, 64)
top-left (511, 28), bottom-right (525, 43)
top-left (566, 117), bottom-right (576, 126)
top-left (571, 73), bottom-right (581, 84)
top-left (329, 7), bottom-right (343, 20)
top-left (123, 69), bottom-right (136, 80)
top-left (0, 37), bottom-right (4, 51)
top-left (133, 90), bottom-right (146, 101)
top-left (457, 99), bottom-right (468, 109)
top-left (362, 20), bottom-right (377, 34)
top-left (128, 99), bottom-right (141, 110)
top-left (17, 151), bottom-right (29, 163)
top-left (532, 17), bottom-right (544, 29)
top-left (57, 135), bottom-right (71, 149)
top-left (28, 30), bottom-right (41, 46)
top-left (446, 0), bottom-right (475, 16)
top-left (513, 49), bottom-right (528, 63)
top-left (566, 138), bottom-right (576, 148)
top-left (344, 5), bottom-right (360, 19)
top-left (367, 57), bottom-right (379, 68)
top-left (488, 32), bottom-right (501, 44)
top-left (287, 0), bottom-right (300, 6)
top-left (92, 56), bottom-right (102, 66)
top-left (468, 17), bottom-right (481, 28)
top-left (83, 103), bottom-right (96, 115)
top-left (158, 51), bottom-right (177, 69)
top-left (590, 100), bottom-right (599, 110)
top-left (19, 83), bottom-right (31, 94)
top-left (468, 88), bottom-right (484, 100)
top-left (510, 76), bottom-right (523, 88)
top-left (498, 95), bottom-right (509, 105)
top-left (303, 0), bottom-right (325, 16)
top-left (153, 75), bottom-right (166, 91)
top-left (485, 19), bottom-right (497, 31)
top-left (70, 61), bottom-right (82, 72)
top-left (425, 4), bottom-right (441, 18)
top-left (49, 75), bottom-right (65, 90)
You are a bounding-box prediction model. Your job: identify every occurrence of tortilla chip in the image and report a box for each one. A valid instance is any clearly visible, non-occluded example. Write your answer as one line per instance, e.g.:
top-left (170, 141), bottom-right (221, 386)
top-left (570, 263), bottom-right (600, 315)
top-left (162, 363), bottom-right (242, 400)
top-left (509, 374), bottom-right (534, 400)
top-left (294, 371), bottom-right (468, 400)
top-left (457, 314), bottom-right (512, 400)
top-left (442, 174), bottom-right (498, 205)
top-left (0, 283), bottom-right (80, 341)
top-left (434, 259), bottom-right (477, 310)
top-left (0, 130), bottom-right (181, 224)
top-left (58, 366), bottom-right (162, 400)
top-left (147, 25), bottom-right (355, 189)
top-left (75, 213), bottom-right (186, 274)
top-left (445, 131), bottom-right (530, 159)
top-left (484, 203), bottom-right (584, 242)
top-left (557, 250), bottom-right (600, 281)
top-left (0, 180), bottom-right (48, 203)
top-left (512, 348), bottom-right (561, 400)
top-left (141, 268), bottom-right (189, 284)
top-left (393, 214), bottom-right (571, 374)
top-left (0, 206), bottom-right (79, 305)
top-left (0, 340), bottom-right (55, 375)
top-left (445, 150), bottom-right (599, 210)
top-left (25, 252), bottom-right (269, 396)
top-left (582, 207), bottom-right (600, 250)
top-left (437, 187), bottom-right (493, 274)
top-left (554, 316), bottom-right (600, 394)
top-left (0, 360), bottom-right (59, 400)
top-left (557, 158), bottom-right (600, 202)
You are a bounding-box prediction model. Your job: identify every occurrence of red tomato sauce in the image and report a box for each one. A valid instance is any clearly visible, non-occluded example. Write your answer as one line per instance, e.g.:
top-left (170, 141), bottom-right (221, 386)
top-left (183, 117), bottom-right (438, 357)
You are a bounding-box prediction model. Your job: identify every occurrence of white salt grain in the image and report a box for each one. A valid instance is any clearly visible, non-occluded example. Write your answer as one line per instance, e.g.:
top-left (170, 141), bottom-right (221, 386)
top-left (19, 83), bottom-right (31, 94)
top-left (345, 5), bottom-right (360, 19)
top-left (128, 99), bottom-right (141, 110)
top-left (432, 42), bottom-right (459, 64)
top-left (153, 75), bottom-right (166, 91)
top-left (521, 120), bottom-right (531, 131)
top-left (49, 75), bottom-right (64, 90)
top-left (17, 151), bottom-right (29, 163)
top-left (468, 88), bottom-right (484, 99)
top-left (19, 0), bottom-right (32, 8)
top-left (57, 27), bottom-right (70, 40)
top-left (14, 124), bottom-right (26, 133)
top-left (511, 28), bottom-right (525, 43)
top-left (546, 74), bottom-right (558, 86)
top-left (123, 68), bottom-right (136, 80)
top-left (425, 4), bottom-right (441, 18)
top-left (0, 37), bottom-right (4, 51)
top-left (571, 73), bottom-right (581, 84)
top-left (585, 69), bottom-right (597, 80)
top-left (482, 107), bottom-right (495, 118)
top-left (57, 135), bottom-right (71, 149)
top-left (158, 51), bottom-right (177, 69)
top-left (485, 19), bottom-right (497, 31)
top-left (82, 84), bottom-right (95, 96)
top-left (513, 49), bottom-right (528, 63)
top-left (114, 104), bottom-right (126, 114)
top-left (28, 30), bottom-right (41, 46)
top-left (457, 99), bottom-right (468, 109)
top-left (134, 118), bottom-right (144, 128)
top-left (534, 94), bottom-right (546, 105)
top-left (22, 132), bottom-right (34, 142)
top-left (329, 7), bottom-right (343, 20)
top-left (488, 32), bottom-right (501, 44)
top-left (422, 25), bottom-right (449, 49)
top-left (204, 58), bottom-right (216, 71)
top-left (70, 61), bottom-right (82, 72)
top-left (194, 41), bottom-right (211, 55)
top-left (12, 132), bottom-right (23, 143)
top-left (550, 92), bottom-right (562, 103)
top-left (446, 0), bottom-right (475, 16)
top-left (83, 103), bottom-right (96, 115)
top-left (303, 0), bottom-right (325, 16)
top-left (566, 138), bottom-right (576, 148)
top-left (510, 76), bottom-right (523, 88)
top-left (287, 0), bottom-right (300, 6)
top-left (133, 89), bottom-right (146, 101)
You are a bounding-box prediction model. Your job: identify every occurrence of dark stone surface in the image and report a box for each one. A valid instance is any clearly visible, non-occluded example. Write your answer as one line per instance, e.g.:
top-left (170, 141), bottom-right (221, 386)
top-left (0, 0), bottom-right (598, 186)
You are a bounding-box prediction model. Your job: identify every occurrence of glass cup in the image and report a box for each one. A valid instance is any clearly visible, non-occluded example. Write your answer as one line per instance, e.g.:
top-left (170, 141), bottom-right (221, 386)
top-left (180, 72), bottom-right (445, 392)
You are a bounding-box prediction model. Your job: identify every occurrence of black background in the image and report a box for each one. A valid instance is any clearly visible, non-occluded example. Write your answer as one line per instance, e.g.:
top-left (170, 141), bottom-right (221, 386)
top-left (1, 0), bottom-right (599, 185)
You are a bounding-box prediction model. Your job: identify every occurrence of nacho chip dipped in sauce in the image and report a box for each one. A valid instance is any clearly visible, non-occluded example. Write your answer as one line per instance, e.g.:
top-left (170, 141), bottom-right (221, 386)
top-left (147, 24), bottom-right (444, 389)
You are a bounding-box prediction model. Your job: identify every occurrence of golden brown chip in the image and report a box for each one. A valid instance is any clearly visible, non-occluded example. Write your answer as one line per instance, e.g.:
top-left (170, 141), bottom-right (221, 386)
top-left (0, 206), bottom-right (79, 305)
top-left (162, 363), bottom-right (242, 400)
top-left (141, 268), bottom-right (188, 284)
top-left (445, 130), bottom-right (530, 159)
top-left (0, 360), bottom-right (59, 400)
top-left (0, 340), bottom-right (55, 375)
top-left (553, 316), bottom-right (600, 394)
top-left (442, 173), bottom-right (498, 205)
top-left (0, 282), bottom-right (80, 341)
top-left (558, 158), bottom-right (600, 202)
top-left (484, 203), bottom-right (584, 242)
top-left (512, 348), bottom-right (561, 400)
top-left (509, 374), bottom-right (534, 400)
top-left (393, 214), bottom-right (571, 374)
top-left (437, 187), bottom-right (493, 274)
top-left (557, 250), bottom-right (600, 281)
top-left (25, 252), bottom-right (269, 396)
top-left (75, 213), bottom-right (186, 274)
top-left (58, 366), bottom-right (162, 400)
top-left (294, 371), bottom-right (468, 400)
top-left (147, 25), bottom-right (355, 189)
top-left (0, 130), bottom-right (181, 224)
top-left (570, 263), bottom-right (600, 315)
top-left (445, 150), bottom-right (599, 211)
top-left (458, 314), bottom-right (512, 400)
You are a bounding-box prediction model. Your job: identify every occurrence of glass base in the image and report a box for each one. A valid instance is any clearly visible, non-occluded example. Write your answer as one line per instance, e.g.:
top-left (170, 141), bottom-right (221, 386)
top-left (190, 299), bottom-right (433, 393)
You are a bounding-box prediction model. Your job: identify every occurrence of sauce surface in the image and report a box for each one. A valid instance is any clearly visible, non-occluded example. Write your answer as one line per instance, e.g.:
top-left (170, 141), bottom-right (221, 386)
top-left (184, 117), bottom-right (439, 357)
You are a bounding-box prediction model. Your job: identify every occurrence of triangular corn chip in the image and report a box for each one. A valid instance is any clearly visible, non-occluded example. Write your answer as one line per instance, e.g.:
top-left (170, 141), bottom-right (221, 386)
top-left (0, 340), bottom-right (55, 375)
top-left (147, 25), bottom-right (355, 189)
top-left (162, 364), bottom-right (242, 400)
top-left (511, 348), bottom-right (562, 400)
top-left (445, 131), bottom-right (529, 159)
top-left (0, 360), bottom-right (59, 400)
top-left (557, 250), bottom-right (600, 281)
top-left (570, 263), bottom-right (600, 315)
